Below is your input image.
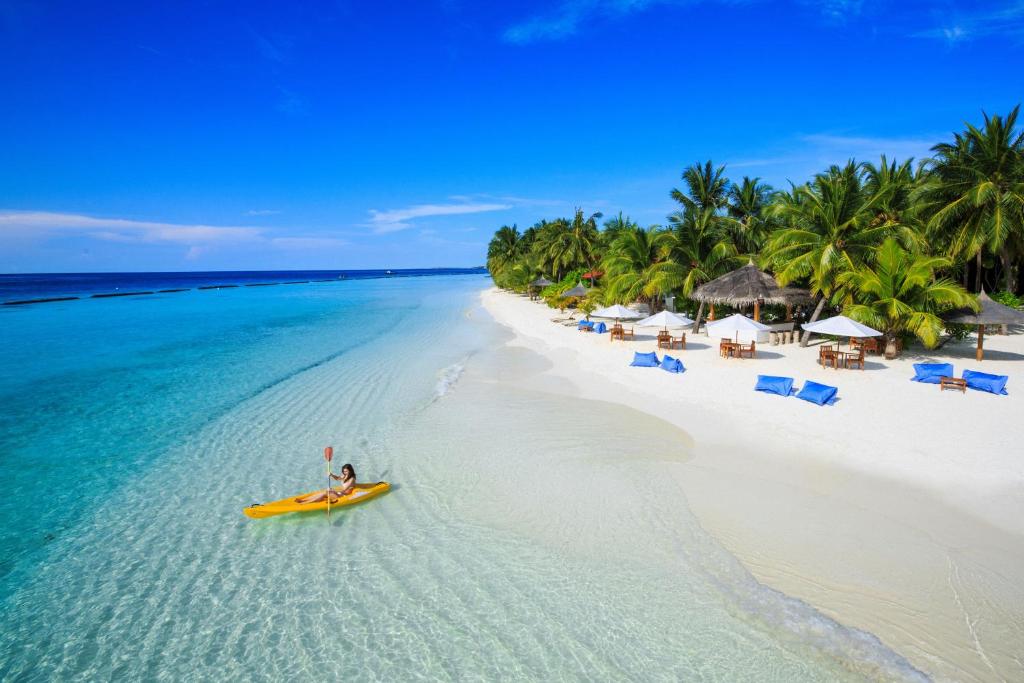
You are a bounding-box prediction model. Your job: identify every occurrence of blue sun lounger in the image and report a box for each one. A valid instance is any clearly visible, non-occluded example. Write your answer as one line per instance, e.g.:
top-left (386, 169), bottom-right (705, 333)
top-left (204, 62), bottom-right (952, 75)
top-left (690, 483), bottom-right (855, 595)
top-left (661, 354), bottom-right (685, 374)
top-left (754, 375), bottom-right (796, 396)
top-left (630, 351), bottom-right (660, 367)
top-left (795, 380), bottom-right (838, 406)
top-left (962, 369), bottom-right (1009, 395)
top-left (911, 362), bottom-right (954, 384)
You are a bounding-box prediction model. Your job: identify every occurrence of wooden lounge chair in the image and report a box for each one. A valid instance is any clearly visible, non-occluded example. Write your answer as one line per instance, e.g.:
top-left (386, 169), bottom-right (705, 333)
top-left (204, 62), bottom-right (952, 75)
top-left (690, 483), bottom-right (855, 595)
top-left (671, 333), bottom-right (686, 350)
top-left (737, 341), bottom-right (755, 359)
top-left (622, 327), bottom-right (635, 340)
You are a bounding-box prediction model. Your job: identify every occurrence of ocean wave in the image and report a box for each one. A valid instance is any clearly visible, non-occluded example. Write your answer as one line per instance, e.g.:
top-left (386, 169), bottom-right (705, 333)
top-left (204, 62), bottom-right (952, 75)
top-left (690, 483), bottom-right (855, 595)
top-left (434, 358), bottom-right (469, 400)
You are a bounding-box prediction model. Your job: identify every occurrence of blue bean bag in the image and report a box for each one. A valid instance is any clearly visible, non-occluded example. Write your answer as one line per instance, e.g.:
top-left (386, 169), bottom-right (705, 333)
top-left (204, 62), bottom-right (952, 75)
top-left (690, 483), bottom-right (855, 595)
top-left (594, 322), bottom-right (607, 334)
top-left (661, 354), bottom-right (685, 374)
top-left (754, 375), bottom-right (795, 397)
top-left (630, 351), bottom-right (660, 367)
top-left (577, 320), bottom-right (594, 330)
top-left (795, 380), bottom-right (838, 406)
top-left (962, 369), bottom-right (1009, 395)
top-left (911, 362), bottom-right (954, 384)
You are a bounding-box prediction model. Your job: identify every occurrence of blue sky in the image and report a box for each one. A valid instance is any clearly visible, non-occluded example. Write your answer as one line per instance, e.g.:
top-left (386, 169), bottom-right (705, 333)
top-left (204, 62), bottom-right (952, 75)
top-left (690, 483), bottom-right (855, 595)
top-left (1, 0), bottom-right (1022, 272)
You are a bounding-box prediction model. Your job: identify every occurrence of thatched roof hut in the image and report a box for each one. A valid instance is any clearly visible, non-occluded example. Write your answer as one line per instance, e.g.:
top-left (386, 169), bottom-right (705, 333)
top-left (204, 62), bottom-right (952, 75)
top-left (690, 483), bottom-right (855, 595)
top-left (691, 263), bottom-right (812, 322)
top-left (692, 263), bottom-right (790, 306)
top-left (944, 290), bottom-right (1024, 361)
top-left (529, 277), bottom-right (554, 288)
top-left (560, 282), bottom-right (590, 298)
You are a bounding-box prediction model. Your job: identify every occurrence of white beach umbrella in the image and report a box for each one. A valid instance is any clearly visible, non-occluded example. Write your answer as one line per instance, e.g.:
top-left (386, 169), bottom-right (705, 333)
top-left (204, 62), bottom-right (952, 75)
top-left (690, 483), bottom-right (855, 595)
top-left (592, 304), bottom-right (642, 321)
top-left (636, 310), bottom-right (696, 331)
top-left (706, 313), bottom-right (770, 341)
top-left (802, 315), bottom-right (882, 338)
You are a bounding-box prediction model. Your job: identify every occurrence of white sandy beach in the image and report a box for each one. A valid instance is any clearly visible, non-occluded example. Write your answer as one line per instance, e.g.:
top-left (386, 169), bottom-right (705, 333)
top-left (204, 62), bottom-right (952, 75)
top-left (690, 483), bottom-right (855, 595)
top-left (482, 287), bottom-right (1024, 683)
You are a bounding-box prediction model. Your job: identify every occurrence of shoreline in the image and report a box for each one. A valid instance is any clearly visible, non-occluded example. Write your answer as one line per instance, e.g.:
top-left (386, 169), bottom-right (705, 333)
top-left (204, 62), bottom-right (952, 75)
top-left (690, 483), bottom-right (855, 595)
top-left (481, 287), bottom-right (1024, 682)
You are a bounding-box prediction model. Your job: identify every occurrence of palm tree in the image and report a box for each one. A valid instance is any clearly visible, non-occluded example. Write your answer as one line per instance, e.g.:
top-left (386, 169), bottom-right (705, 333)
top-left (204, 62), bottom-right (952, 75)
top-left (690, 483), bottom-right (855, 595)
top-left (922, 106), bottom-right (1024, 293)
top-left (671, 160), bottom-right (729, 213)
top-left (727, 176), bottom-right (776, 255)
top-left (764, 161), bottom-right (890, 345)
top-left (600, 212), bottom-right (639, 251)
top-left (840, 238), bottom-right (976, 353)
top-left (666, 206), bottom-right (741, 330)
top-left (486, 224), bottom-right (522, 285)
top-left (863, 156), bottom-right (927, 251)
top-left (601, 226), bottom-right (682, 313)
top-left (531, 209), bottom-right (603, 280)
top-left (667, 161), bottom-right (740, 330)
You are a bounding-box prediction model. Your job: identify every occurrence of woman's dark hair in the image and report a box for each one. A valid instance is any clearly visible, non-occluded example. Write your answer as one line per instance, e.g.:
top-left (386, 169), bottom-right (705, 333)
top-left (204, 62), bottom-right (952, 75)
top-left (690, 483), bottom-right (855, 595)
top-left (341, 463), bottom-right (356, 480)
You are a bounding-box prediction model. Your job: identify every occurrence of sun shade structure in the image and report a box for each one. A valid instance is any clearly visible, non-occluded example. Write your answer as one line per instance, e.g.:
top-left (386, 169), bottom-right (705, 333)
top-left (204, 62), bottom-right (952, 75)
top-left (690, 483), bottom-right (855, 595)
top-left (802, 315), bottom-right (883, 338)
top-left (592, 304), bottom-right (642, 320)
top-left (529, 277), bottom-right (553, 288)
top-left (560, 282), bottom-right (590, 298)
top-left (944, 290), bottom-right (1024, 361)
top-left (636, 310), bottom-right (696, 330)
top-left (692, 262), bottom-right (811, 321)
top-left (706, 313), bottom-right (770, 341)
top-left (692, 263), bottom-right (789, 305)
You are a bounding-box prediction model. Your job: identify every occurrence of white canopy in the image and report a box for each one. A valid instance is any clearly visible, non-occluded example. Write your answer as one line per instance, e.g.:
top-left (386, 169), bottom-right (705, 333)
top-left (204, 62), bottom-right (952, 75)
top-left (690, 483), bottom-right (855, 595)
top-left (636, 310), bottom-right (695, 329)
top-left (706, 313), bottom-right (770, 339)
top-left (592, 304), bottom-right (642, 320)
top-left (802, 315), bottom-right (882, 337)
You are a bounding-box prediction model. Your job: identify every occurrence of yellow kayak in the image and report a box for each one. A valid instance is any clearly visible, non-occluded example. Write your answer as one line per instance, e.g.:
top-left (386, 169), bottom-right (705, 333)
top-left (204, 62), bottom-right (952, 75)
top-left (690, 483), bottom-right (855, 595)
top-left (243, 482), bottom-right (390, 519)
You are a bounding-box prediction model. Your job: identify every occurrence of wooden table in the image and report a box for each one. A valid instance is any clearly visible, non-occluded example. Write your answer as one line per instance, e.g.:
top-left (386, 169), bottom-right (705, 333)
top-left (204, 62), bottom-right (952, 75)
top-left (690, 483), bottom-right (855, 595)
top-left (720, 341), bottom-right (739, 358)
top-left (940, 376), bottom-right (967, 393)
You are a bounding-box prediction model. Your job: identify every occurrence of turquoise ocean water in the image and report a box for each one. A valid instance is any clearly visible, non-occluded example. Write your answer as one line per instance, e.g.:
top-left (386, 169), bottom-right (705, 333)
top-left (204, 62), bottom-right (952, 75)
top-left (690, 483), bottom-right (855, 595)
top-left (0, 274), bottom-right (926, 681)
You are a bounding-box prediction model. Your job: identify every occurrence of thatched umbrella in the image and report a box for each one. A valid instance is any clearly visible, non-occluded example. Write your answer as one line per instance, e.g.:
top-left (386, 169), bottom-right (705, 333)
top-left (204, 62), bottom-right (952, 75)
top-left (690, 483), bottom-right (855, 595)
top-left (690, 262), bottom-right (809, 331)
top-left (528, 277), bottom-right (553, 300)
top-left (560, 282), bottom-right (590, 299)
top-left (944, 290), bottom-right (1024, 361)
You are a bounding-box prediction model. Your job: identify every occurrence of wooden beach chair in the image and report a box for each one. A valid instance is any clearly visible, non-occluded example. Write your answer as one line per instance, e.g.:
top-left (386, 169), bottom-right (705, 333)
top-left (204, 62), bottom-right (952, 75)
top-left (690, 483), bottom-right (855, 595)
top-left (737, 341), bottom-right (756, 359)
top-left (819, 344), bottom-right (839, 368)
top-left (845, 348), bottom-right (865, 370)
top-left (622, 327), bottom-right (635, 341)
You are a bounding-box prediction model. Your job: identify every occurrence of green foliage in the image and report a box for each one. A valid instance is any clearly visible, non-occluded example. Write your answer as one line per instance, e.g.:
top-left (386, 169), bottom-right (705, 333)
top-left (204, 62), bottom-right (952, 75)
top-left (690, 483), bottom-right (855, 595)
top-left (839, 238), bottom-right (977, 348)
top-left (601, 225), bottom-right (682, 310)
top-left (485, 107), bottom-right (1024, 326)
top-left (922, 106), bottom-right (1024, 292)
top-left (991, 290), bottom-right (1024, 308)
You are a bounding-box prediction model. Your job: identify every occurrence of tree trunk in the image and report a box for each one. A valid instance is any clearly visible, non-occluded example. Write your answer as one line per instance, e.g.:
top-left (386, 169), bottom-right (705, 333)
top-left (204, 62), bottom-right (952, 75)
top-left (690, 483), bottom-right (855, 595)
top-left (800, 297), bottom-right (827, 347)
top-left (1001, 248), bottom-right (1016, 294)
top-left (974, 250), bottom-right (982, 293)
top-left (691, 301), bottom-right (706, 334)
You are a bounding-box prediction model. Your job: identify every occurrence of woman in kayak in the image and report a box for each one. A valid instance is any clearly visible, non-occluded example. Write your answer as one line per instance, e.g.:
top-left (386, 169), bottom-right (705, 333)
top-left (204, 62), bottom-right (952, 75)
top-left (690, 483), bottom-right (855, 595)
top-left (295, 464), bottom-right (357, 504)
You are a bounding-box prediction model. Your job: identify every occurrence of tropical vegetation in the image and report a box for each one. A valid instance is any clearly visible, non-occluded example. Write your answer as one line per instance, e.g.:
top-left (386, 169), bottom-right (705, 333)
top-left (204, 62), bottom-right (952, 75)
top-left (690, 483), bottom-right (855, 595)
top-left (487, 107), bottom-right (1024, 351)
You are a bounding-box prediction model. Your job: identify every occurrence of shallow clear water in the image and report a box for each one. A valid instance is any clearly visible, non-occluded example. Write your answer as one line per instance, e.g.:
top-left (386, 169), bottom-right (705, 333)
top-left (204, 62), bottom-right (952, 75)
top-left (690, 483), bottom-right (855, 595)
top-left (0, 275), bottom-right (926, 681)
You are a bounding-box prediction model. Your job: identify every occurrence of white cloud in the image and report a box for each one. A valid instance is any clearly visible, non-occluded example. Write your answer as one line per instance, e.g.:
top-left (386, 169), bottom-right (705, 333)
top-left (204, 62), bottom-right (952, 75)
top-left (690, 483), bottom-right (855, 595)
top-left (503, 0), bottom-right (871, 43)
top-left (366, 202), bottom-right (511, 234)
top-left (0, 210), bottom-right (349, 259)
top-left (0, 211), bottom-right (262, 244)
top-left (912, 2), bottom-right (1024, 44)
